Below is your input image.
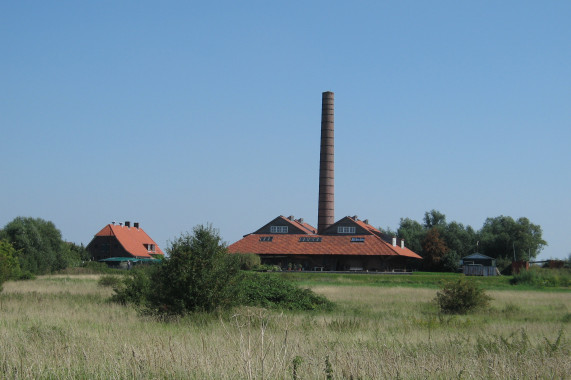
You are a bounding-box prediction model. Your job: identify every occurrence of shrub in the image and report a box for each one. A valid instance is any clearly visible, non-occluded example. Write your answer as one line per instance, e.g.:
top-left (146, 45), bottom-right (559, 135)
top-left (97, 275), bottom-right (123, 288)
top-left (435, 278), bottom-right (492, 314)
top-left (143, 225), bottom-right (242, 315)
top-left (238, 272), bottom-right (334, 311)
top-left (1, 239), bottom-right (21, 290)
top-left (111, 266), bottom-right (154, 306)
top-left (235, 253), bottom-right (261, 270)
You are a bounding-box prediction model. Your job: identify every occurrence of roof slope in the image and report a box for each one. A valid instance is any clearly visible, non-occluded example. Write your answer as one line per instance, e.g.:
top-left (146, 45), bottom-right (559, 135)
top-left (228, 233), bottom-right (421, 259)
top-left (94, 224), bottom-right (164, 258)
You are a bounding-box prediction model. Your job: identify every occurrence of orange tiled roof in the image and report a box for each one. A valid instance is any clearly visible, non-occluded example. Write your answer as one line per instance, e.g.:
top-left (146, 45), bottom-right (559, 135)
top-left (94, 224), bottom-right (164, 258)
top-left (228, 232), bottom-right (422, 259)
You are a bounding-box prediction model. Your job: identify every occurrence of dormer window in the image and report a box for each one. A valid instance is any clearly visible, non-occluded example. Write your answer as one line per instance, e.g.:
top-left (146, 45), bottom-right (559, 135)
top-left (259, 236), bottom-right (273, 242)
top-left (351, 237), bottom-right (365, 242)
top-left (337, 226), bottom-right (356, 234)
top-left (145, 244), bottom-right (155, 253)
top-left (270, 226), bottom-right (288, 234)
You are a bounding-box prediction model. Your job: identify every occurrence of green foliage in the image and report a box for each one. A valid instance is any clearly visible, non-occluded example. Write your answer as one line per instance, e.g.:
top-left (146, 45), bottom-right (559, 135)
top-left (0, 239), bottom-right (22, 289)
top-left (435, 278), bottom-right (492, 314)
top-left (397, 211), bottom-right (546, 272)
top-left (441, 250), bottom-right (461, 272)
top-left (144, 225), bottom-right (242, 314)
top-left (67, 242), bottom-right (90, 262)
top-left (238, 272), bottom-right (334, 311)
top-left (510, 267), bottom-right (571, 287)
top-left (111, 266), bottom-right (154, 306)
top-left (235, 253), bottom-right (261, 270)
top-left (112, 225), bottom-right (335, 315)
top-left (397, 217), bottom-right (424, 255)
top-left (97, 275), bottom-right (123, 288)
top-left (480, 216), bottom-right (546, 261)
top-left (1, 217), bottom-right (80, 274)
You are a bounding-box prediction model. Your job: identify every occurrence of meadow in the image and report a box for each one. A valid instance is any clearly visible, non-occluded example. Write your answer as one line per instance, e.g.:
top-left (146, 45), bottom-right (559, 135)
top-left (0, 274), bottom-right (569, 379)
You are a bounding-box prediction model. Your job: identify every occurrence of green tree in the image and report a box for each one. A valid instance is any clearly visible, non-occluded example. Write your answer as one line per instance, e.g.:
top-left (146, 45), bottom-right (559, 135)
top-left (146, 224), bottom-right (242, 315)
top-left (441, 222), bottom-right (477, 258)
top-left (479, 216), bottom-right (546, 262)
top-left (0, 240), bottom-right (21, 290)
top-left (1, 217), bottom-right (79, 274)
top-left (396, 217), bottom-right (425, 255)
top-left (423, 209), bottom-right (447, 230)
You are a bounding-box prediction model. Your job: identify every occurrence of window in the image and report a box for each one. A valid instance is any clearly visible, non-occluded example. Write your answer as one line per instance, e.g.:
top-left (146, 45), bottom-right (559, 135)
top-left (145, 244), bottom-right (155, 253)
top-left (299, 237), bottom-right (322, 242)
top-left (270, 226), bottom-right (288, 234)
top-left (337, 226), bottom-right (356, 234)
top-left (351, 237), bottom-right (365, 243)
top-left (259, 236), bottom-right (273, 242)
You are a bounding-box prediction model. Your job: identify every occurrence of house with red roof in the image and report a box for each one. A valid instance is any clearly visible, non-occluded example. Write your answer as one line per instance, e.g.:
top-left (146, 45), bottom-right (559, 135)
top-left (228, 215), bottom-right (422, 271)
top-left (87, 221), bottom-right (164, 262)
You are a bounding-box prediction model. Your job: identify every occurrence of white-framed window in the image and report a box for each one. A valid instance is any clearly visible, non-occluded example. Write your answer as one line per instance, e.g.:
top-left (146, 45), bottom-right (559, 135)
top-left (145, 244), bottom-right (155, 253)
top-left (270, 226), bottom-right (288, 234)
top-left (337, 226), bottom-right (356, 234)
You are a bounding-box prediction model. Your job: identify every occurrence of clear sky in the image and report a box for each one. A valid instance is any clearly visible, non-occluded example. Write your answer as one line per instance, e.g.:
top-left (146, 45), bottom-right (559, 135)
top-left (1, 1), bottom-right (569, 260)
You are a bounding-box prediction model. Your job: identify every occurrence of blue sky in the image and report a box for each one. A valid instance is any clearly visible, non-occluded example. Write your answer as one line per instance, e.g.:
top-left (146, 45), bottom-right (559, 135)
top-left (1, 1), bottom-right (569, 260)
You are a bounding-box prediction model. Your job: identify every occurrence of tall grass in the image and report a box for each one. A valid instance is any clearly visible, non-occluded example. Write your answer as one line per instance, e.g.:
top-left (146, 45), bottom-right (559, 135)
top-left (0, 275), bottom-right (569, 379)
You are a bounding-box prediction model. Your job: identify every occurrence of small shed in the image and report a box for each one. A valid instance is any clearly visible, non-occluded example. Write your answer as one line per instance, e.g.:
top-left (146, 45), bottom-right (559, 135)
top-left (461, 253), bottom-right (498, 276)
top-left (461, 253), bottom-right (496, 267)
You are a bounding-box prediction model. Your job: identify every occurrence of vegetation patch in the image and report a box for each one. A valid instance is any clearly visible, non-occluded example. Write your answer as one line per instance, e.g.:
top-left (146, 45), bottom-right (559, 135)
top-left (111, 225), bottom-right (334, 315)
top-left (510, 267), bottom-right (571, 288)
top-left (239, 272), bottom-right (334, 311)
top-left (435, 278), bottom-right (492, 314)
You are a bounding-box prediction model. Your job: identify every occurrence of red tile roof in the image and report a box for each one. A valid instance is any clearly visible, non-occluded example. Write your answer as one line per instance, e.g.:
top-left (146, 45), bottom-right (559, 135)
top-left (94, 224), bottom-right (164, 258)
top-left (228, 232), bottom-right (422, 259)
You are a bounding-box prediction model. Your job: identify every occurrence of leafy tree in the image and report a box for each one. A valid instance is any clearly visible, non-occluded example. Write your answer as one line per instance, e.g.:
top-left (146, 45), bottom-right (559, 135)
top-left (422, 228), bottom-right (448, 270)
top-left (396, 217), bottom-right (425, 255)
top-left (441, 222), bottom-right (477, 258)
top-left (1, 217), bottom-right (79, 274)
top-left (479, 216), bottom-right (546, 262)
top-left (0, 240), bottom-right (21, 290)
top-left (423, 209), bottom-right (447, 230)
top-left (145, 224), bottom-right (242, 315)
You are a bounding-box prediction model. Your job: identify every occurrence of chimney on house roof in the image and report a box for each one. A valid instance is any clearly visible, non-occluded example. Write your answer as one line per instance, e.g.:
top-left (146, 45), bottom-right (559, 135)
top-left (125, 221), bottom-right (130, 228)
top-left (288, 215), bottom-right (294, 221)
top-left (400, 239), bottom-right (405, 249)
top-left (392, 237), bottom-right (397, 246)
top-left (318, 91), bottom-right (334, 234)
top-left (134, 222), bottom-right (139, 229)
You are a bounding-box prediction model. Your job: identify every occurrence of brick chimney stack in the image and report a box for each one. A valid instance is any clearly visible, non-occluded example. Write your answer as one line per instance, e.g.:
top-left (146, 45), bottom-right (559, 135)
top-left (318, 91), bottom-right (334, 234)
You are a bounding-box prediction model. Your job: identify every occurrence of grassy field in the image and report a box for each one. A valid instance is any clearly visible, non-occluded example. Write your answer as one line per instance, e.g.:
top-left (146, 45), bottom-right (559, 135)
top-left (0, 274), bottom-right (569, 379)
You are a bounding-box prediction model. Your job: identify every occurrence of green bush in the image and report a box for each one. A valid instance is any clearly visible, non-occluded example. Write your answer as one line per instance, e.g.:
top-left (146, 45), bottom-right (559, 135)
top-left (97, 275), bottom-right (123, 288)
top-left (510, 267), bottom-right (570, 287)
top-left (238, 272), bottom-right (334, 311)
top-left (143, 225), bottom-right (241, 315)
top-left (111, 267), bottom-right (154, 306)
top-left (1, 239), bottom-right (22, 290)
top-left (235, 253), bottom-right (261, 270)
top-left (435, 278), bottom-right (492, 314)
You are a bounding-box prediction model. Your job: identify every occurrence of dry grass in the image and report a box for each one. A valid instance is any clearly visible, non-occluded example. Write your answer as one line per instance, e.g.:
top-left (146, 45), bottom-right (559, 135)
top-left (0, 275), bottom-right (569, 379)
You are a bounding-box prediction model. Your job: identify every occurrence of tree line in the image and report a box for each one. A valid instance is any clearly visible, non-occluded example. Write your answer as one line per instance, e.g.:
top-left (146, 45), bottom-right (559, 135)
top-left (382, 210), bottom-right (547, 271)
top-left (0, 211), bottom-right (549, 289)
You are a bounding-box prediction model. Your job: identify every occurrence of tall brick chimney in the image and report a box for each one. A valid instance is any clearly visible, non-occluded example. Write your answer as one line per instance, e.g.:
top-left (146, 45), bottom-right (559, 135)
top-left (318, 91), bottom-right (334, 234)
